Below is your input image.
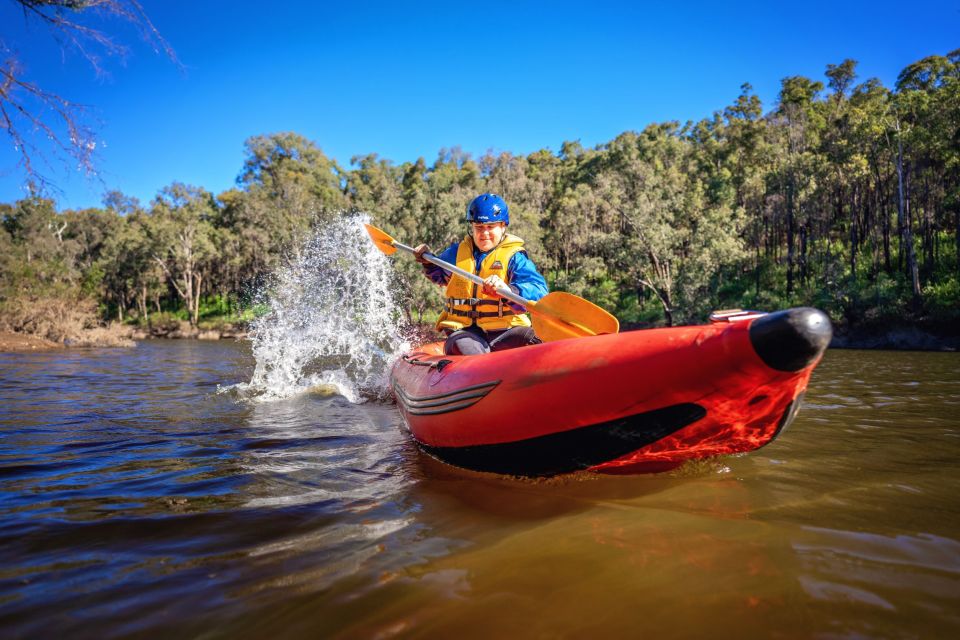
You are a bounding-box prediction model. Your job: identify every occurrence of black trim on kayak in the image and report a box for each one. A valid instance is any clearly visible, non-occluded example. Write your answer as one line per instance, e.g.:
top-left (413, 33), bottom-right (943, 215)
top-left (770, 392), bottom-right (804, 442)
top-left (402, 354), bottom-right (454, 371)
top-left (393, 380), bottom-right (500, 416)
top-left (417, 403), bottom-right (707, 477)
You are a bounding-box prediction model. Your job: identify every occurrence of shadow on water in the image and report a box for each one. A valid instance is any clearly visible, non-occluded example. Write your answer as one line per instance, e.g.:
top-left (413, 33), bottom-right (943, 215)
top-left (404, 447), bottom-right (720, 523)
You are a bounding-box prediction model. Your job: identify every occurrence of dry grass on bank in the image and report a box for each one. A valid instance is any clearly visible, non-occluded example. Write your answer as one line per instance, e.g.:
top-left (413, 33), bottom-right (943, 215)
top-left (0, 331), bottom-right (60, 351)
top-left (0, 295), bottom-right (135, 349)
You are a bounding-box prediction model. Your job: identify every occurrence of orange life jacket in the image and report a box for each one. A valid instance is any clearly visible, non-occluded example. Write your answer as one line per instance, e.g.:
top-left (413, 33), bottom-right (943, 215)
top-left (436, 234), bottom-right (531, 332)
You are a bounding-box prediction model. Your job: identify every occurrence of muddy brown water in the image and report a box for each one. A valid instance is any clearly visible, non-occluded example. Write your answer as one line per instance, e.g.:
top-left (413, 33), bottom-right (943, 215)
top-left (1, 341), bottom-right (958, 638)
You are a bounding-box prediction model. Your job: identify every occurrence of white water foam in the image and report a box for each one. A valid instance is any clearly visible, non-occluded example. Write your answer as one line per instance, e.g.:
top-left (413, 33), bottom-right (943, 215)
top-left (234, 214), bottom-right (410, 403)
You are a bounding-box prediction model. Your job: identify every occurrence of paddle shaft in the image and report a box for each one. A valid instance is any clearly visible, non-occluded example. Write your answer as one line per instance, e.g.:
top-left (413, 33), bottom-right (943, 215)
top-left (390, 240), bottom-right (532, 309)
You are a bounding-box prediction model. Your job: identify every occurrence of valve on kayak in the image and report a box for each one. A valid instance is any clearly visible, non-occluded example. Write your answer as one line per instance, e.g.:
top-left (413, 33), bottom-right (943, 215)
top-left (749, 307), bottom-right (832, 372)
top-left (708, 308), bottom-right (766, 323)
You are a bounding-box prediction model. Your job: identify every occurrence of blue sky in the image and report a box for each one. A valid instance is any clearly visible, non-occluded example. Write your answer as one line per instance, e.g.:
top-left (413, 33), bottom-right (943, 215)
top-left (1, 0), bottom-right (958, 209)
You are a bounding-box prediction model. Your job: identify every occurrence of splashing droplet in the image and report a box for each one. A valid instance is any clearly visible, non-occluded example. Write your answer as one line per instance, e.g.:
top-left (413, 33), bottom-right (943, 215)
top-left (236, 214), bottom-right (409, 402)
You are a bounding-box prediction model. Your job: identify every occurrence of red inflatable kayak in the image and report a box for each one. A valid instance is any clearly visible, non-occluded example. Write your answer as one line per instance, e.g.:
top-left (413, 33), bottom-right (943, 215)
top-left (390, 307), bottom-right (832, 476)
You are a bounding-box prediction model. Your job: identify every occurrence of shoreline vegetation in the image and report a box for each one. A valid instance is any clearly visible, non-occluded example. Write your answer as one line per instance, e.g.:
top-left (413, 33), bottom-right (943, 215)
top-left (3, 51), bottom-right (959, 354)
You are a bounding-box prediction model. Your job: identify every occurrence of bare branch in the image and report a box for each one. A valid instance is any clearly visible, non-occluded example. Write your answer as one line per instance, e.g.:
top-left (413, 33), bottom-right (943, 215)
top-left (2, 0), bottom-right (179, 191)
top-left (15, 1), bottom-right (179, 70)
top-left (1, 56), bottom-right (99, 190)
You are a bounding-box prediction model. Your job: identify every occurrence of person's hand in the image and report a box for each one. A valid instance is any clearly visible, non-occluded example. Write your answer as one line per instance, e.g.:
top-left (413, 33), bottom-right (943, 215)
top-left (482, 274), bottom-right (506, 297)
top-left (413, 244), bottom-right (432, 265)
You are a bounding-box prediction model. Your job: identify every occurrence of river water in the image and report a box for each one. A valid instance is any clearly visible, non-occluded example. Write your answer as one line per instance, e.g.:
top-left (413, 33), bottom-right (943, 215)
top-left (1, 341), bottom-right (958, 638)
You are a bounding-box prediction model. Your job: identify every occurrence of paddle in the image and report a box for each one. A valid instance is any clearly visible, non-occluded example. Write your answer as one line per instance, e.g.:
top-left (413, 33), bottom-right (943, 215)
top-left (364, 223), bottom-right (619, 342)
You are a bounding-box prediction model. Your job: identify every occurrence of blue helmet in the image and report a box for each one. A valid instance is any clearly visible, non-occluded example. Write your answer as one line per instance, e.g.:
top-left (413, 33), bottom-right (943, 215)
top-left (466, 193), bottom-right (509, 225)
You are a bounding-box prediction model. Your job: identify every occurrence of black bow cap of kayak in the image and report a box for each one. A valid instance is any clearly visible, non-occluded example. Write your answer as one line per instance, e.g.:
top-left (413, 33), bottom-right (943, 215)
top-left (749, 307), bottom-right (832, 372)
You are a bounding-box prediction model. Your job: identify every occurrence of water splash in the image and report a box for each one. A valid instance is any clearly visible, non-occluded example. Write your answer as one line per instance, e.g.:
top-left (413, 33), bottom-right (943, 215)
top-left (236, 214), bottom-right (409, 403)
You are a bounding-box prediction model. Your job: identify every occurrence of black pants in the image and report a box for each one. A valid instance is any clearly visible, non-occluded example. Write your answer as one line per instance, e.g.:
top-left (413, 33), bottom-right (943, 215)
top-left (444, 325), bottom-right (541, 356)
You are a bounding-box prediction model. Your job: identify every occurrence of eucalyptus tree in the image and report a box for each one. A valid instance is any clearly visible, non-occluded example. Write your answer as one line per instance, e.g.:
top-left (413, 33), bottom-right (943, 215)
top-left (846, 78), bottom-right (896, 278)
top-left (895, 52), bottom-right (960, 285)
top-left (216, 187), bottom-right (276, 294)
top-left (236, 132), bottom-right (348, 265)
top-left (385, 150), bottom-right (484, 324)
top-left (84, 192), bottom-right (148, 320)
top-left (538, 141), bottom-right (605, 284)
top-left (592, 124), bottom-right (746, 325)
top-left (891, 59), bottom-right (951, 306)
top-left (770, 75), bottom-right (826, 296)
top-left (933, 55), bottom-right (960, 279)
top-left (62, 207), bottom-right (122, 275)
top-left (424, 147), bottom-right (482, 244)
top-left (1, 195), bottom-right (73, 279)
top-left (604, 127), bottom-right (687, 325)
top-left (721, 84), bottom-right (773, 297)
top-left (147, 183), bottom-right (218, 327)
top-left (479, 151), bottom-right (550, 261)
top-left (345, 153), bottom-right (403, 217)
top-left (0, 210), bottom-right (14, 284)
top-left (822, 60), bottom-right (863, 279)
top-left (0, 194), bottom-right (97, 337)
top-left (96, 208), bottom-right (163, 322)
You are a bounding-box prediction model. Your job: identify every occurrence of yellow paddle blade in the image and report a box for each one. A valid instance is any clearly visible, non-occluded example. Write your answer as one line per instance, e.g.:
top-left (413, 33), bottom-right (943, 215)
top-left (529, 291), bottom-right (620, 342)
top-left (363, 223), bottom-right (398, 255)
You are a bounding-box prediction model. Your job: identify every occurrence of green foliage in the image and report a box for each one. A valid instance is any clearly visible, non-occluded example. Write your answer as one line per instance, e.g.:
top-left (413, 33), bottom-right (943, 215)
top-left (923, 277), bottom-right (960, 314)
top-left (858, 272), bottom-right (909, 321)
top-left (2, 49), bottom-right (959, 336)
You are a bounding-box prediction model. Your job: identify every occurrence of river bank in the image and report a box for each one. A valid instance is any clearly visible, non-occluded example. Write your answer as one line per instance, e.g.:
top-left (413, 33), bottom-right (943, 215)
top-left (830, 326), bottom-right (960, 351)
top-left (0, 331), bottom-right (60, 351)
top-left (128, 320), bottom-right (249, 342)
top-left (828, 316), bottom-right (960, 351)
top-left (0, 320), bottom-right (248, 352)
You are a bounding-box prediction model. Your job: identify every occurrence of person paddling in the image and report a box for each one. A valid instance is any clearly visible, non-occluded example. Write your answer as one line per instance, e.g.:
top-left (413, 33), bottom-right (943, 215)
top-left (413, 193), bottom-right (548, 356)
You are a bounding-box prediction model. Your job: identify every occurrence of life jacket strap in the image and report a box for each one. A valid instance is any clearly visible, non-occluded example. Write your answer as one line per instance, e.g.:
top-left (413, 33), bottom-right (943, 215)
top-left (445, 298), bottom-right (502, 307)
top-left (444, 298), bottom-right (514, 319)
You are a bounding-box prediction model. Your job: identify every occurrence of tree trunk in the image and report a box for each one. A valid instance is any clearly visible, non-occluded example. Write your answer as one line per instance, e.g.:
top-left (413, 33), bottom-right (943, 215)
top-left (786, 177), bottom-right (795, 296)
top-left (955, 208), bottom-right (960, 279)
top-left (140, 285), bottom-right (149, 325)
top-left (850, 185), bottom-right (858, 278)
top-left (192, 273), bottom-right (203, 327)
top-left (183, 269), bottom-right (195, 328)
top-left (920, 192), bottom-right (931, 284)
top-left (799, 223), bottom-right (808, 286)
top-left (638, 274), bottom-right (672, 328)
top-left (878, 176), bottom-right (891, 273)
top-left (895, 121), bottom-right (922, 308)
top-left (754, 241), bottom-right (761, 298)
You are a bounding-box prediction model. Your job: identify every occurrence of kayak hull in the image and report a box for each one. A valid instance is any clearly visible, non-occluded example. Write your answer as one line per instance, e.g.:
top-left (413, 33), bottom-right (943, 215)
top-left (390, 308), bottom-right (830, 476)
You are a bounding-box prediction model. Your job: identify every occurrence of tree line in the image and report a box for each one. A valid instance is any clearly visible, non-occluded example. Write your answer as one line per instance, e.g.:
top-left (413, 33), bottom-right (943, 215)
top-left (2, 52), bottom-right (958, 340)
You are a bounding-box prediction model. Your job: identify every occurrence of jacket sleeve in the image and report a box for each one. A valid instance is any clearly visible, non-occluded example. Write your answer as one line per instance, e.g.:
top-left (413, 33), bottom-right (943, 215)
top-left (506, 251), bottom-right (549, 307)
top-left (422, 242), bottom-right (460, 286)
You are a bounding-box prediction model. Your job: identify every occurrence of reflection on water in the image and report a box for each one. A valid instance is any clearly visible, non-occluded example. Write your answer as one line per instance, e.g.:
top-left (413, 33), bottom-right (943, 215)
top-left (1, 341), bottom-right (959, 637)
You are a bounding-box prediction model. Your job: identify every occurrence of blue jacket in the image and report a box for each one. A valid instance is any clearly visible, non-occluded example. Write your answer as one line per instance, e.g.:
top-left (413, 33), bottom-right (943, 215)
top-left (424, 241), bottom-right (548, 310)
